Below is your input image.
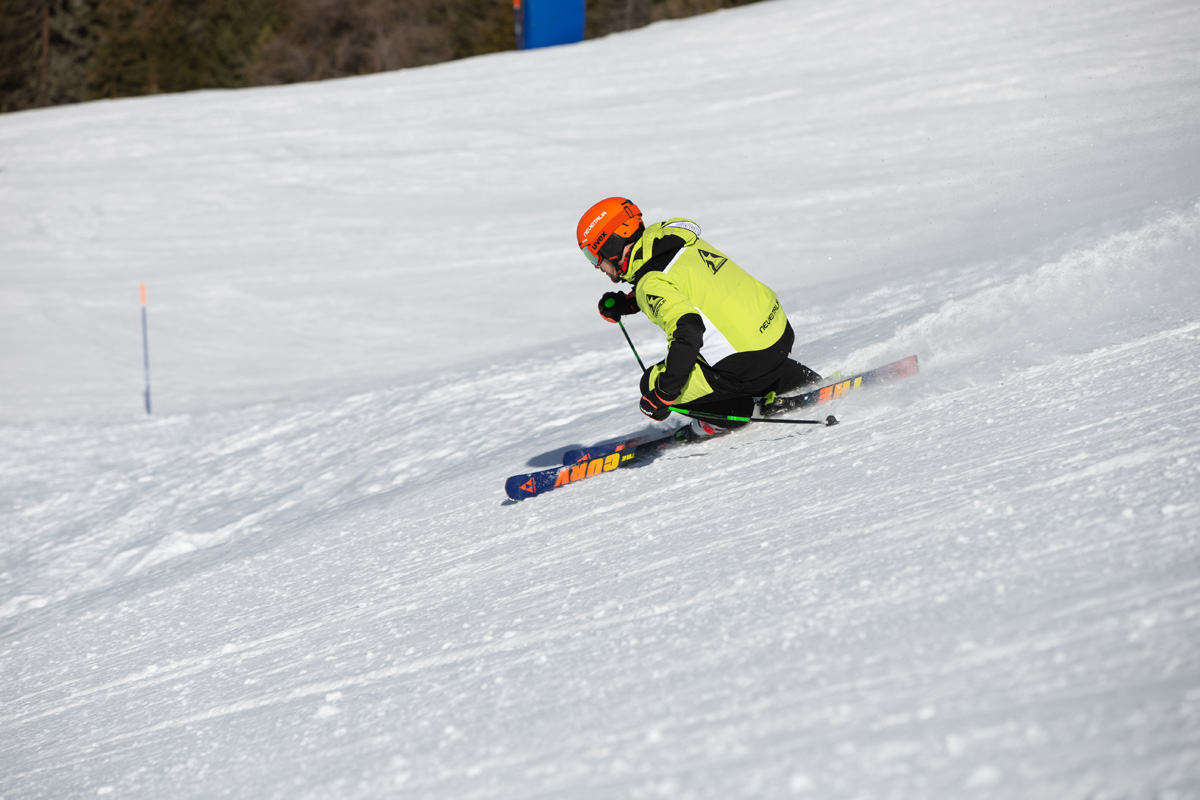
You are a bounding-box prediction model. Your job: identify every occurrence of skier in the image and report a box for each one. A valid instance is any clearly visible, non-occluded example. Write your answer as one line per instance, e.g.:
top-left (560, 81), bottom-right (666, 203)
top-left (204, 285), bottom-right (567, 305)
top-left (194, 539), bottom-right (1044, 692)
top-left (576, 197), bottom-right (821, 432)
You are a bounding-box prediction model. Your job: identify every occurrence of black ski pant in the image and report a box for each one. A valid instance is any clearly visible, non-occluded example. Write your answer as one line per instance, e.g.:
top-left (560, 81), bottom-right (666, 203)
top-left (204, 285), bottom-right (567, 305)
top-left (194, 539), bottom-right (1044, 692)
top-left (640, 322), bottom-right (821, 429)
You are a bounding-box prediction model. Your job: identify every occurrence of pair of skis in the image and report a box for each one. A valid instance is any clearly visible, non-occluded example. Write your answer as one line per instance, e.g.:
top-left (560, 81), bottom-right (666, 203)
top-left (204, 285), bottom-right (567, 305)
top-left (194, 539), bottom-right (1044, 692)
top-left (503, 355), bottom-right (918, 502)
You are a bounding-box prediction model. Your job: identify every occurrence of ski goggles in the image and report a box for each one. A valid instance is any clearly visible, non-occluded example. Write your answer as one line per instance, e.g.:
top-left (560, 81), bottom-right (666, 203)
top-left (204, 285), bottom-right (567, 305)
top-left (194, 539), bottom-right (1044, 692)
top-left (582, 234), bottom-right (626, 267)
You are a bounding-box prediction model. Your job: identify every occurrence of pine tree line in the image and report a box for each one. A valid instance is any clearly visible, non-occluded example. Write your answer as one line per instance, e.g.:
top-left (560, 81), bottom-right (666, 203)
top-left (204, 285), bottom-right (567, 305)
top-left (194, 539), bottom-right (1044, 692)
top-left (0, 0), bottom-right (762, 114)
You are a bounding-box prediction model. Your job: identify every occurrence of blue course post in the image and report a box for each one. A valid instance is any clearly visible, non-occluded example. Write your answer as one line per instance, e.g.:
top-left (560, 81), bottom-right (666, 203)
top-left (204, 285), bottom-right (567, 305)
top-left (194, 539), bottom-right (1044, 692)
top-left (516, 0), bottom-right (584, 50)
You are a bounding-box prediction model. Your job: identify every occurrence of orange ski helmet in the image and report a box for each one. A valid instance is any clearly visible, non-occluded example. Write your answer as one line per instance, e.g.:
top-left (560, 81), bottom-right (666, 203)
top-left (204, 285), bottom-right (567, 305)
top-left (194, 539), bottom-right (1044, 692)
top-left (577, 197), bottom-right (644, 271)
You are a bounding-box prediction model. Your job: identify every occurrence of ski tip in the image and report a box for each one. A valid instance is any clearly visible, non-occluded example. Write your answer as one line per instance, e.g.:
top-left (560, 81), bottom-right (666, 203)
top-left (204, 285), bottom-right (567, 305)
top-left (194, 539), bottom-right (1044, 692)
top-left (504, 474), bottom-right (534, 501)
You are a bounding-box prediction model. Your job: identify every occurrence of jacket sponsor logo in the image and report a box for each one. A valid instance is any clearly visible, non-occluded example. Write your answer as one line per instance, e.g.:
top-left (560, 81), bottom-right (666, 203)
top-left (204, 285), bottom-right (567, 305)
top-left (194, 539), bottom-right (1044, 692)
top-left (644, 293), bottom-right (666, 317)
top-left (759, 300), bottom-right (781, 333)
top-left (697, 248), bottom-right (727, 274)
top-left (664, 220), bottom-right (702, 236)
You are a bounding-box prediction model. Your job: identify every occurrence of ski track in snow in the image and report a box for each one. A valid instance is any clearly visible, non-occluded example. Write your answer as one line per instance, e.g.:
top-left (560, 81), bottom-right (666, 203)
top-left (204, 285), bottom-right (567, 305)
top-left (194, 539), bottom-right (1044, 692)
top-left (837, 203), bottom-right (1200, 380)
top-left (3, 0), bottom-right (1200, 797)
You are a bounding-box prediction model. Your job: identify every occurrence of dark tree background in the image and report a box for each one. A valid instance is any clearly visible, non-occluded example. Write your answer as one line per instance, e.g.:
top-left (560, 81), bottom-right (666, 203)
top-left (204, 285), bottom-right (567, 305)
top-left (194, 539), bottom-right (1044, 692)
top-left (0, 0), bottom-right (763, 113)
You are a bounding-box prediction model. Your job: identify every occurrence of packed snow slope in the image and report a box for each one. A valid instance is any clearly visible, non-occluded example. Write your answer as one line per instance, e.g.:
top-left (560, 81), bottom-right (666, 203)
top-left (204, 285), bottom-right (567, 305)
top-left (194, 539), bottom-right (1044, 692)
top-left (2, 0), bottom-right (1199, 797)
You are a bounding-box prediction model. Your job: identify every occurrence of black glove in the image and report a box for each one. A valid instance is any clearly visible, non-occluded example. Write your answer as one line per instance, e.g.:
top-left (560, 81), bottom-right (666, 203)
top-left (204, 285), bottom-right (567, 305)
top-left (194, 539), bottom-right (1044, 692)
top-left (639, 387), bottom-right (678, 421)
top-left (598, 291), bottom-right (638, 324)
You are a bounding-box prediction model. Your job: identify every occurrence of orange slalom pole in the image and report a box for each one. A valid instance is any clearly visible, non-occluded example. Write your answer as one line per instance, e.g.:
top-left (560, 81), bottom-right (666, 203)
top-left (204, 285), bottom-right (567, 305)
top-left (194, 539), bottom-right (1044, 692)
top-left (141, 283), bottom-right (151, 414)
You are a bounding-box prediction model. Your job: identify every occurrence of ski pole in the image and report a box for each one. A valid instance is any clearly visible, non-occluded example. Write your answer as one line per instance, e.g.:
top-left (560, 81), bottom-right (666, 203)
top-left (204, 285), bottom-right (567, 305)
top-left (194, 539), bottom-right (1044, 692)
top-left (617, 319), bottom-right (645, 372)
top-left (604, 295), bottom-right (646, 372)
top-left (670, 407), bottom-right (838, 426)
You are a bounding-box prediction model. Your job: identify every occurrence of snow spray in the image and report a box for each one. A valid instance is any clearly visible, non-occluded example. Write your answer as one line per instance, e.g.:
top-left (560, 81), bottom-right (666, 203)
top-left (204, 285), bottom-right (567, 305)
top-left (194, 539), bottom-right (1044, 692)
top-left (140, 283), bottom-right (151, 414)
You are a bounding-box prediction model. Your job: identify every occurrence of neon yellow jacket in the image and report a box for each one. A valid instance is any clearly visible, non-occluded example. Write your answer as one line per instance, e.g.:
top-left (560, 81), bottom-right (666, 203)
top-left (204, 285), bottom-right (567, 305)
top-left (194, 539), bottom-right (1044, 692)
top-left (626, 219), bottom-right (788, 397)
